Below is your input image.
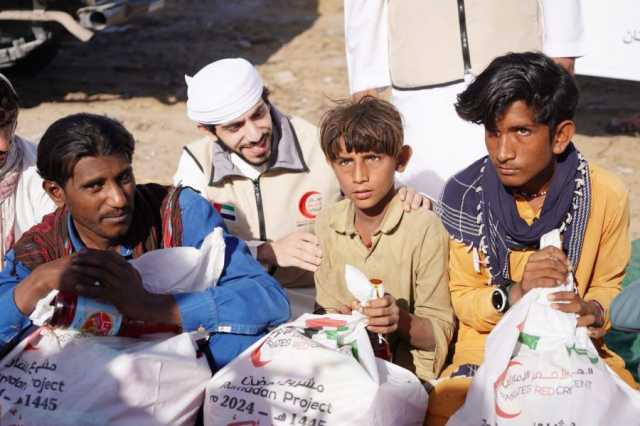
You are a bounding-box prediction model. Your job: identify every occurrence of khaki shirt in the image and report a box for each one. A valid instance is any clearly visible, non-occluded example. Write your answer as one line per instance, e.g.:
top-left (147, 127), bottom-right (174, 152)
top-left (314, 194), bottom-right (454, 380)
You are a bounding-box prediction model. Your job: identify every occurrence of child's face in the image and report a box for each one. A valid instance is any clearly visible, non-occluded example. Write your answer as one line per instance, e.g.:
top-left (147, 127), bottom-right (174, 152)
top-left (330, 137), bottom-right (406, 213)
top-left (485, 100), bottom-right (573, 193)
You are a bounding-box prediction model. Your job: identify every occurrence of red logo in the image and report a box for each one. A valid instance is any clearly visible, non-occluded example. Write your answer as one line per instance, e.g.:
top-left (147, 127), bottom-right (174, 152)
top-left (250, 340), bottom-right (271, 368)
top-left (304, 318), bottom-right (347, 329)
top-left (81, 312), bottom-right (115, 336)
top-left (494, 360), bottom-right (523, 419)
top-left (298, 191), bottom-right (322, 219)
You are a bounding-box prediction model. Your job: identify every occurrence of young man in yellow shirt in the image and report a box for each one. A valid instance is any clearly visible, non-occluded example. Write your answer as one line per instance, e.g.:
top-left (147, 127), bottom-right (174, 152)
top-left (314, 97), bottom-right (454, 382)
top-left (431, 51), bottom-right (638, 425)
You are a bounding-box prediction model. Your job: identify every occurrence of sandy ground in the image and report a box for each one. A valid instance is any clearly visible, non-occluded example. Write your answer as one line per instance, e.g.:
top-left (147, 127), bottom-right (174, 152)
top-left (7, 0), bottom-right (640, 238)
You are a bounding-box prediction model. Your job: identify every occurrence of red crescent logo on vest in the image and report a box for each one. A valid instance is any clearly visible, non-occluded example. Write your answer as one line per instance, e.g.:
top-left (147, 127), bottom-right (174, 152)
top-left (494, 360), bottom-right (523, 419)
top-left (299, 191), bottom-right (321, 219)
top-left (250, 339), bottom-right (271, 368)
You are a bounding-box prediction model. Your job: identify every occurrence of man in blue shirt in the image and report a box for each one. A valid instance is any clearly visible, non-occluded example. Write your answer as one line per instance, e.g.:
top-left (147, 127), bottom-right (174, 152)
top-left (0, 113), bottom-right (289, 368)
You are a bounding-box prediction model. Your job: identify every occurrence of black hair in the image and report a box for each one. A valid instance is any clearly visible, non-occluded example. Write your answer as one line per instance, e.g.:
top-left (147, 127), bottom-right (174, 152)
top-left (0, 74), bottom-right (18, 127)
top-left (455, 52), bottom-right (579, 136)
top-left (37, 113), bottom-right (135, 185)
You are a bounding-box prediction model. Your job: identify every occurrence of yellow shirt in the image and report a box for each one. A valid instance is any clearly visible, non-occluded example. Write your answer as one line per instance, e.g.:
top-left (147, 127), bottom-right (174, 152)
top-left (314, 194), bottom-right (455, 380)
top-left (444, 164), bottom-right (631, 374)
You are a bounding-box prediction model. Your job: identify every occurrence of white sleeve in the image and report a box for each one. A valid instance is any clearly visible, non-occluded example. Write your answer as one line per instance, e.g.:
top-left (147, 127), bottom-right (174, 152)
top-left (344, 0), bottom-right (391, 94)
top-left (14, 166), bottom-right (55, 239)
top-left (540, 0), bottom-right (586, 58)
top-left (173, 149), bottom-right (207, 194)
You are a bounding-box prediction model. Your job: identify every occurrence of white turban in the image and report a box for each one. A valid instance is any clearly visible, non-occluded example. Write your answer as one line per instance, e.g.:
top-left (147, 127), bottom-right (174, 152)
top-left (185, 58), bottom-right (264, 125)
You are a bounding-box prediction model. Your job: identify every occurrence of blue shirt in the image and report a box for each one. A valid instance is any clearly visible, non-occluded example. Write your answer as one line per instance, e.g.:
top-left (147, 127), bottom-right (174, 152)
top-left (611, 280), bottom-right (640, 332)
top-left (0, 188), bottom-right (289, 368)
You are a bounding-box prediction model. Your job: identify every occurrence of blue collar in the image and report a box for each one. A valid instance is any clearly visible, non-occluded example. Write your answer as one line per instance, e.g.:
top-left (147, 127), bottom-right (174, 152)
top-left (66, 213), bottom-right (134, 258)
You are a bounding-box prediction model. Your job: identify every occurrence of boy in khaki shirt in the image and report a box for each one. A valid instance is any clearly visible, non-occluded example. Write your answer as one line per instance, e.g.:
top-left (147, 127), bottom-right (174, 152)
top-left (314, 97), bottom-right (454, 381)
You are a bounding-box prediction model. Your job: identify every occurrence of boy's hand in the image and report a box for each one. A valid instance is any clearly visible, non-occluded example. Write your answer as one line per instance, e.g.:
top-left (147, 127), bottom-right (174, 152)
top-left (510, 247), bottom-right (570, 304)
top-left (337, 304), bottom-right (353, 315)
top-left (548, 292), bottom-right (606, 337)
top-left (259, 231), bottom-right (322, 272)
top-left (361, 294), bottom-right (400, 334)
top-left (398, 186), bottom-right (432, 211)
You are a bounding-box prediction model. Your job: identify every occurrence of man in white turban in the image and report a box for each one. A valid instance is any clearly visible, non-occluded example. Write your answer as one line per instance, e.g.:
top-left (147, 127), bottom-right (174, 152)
top-left (0, 74), bottom-right (53, 268)
top-left (174, 58), bottom-right (341, 316)
top-left (175, 58), bottom-right (428, 316)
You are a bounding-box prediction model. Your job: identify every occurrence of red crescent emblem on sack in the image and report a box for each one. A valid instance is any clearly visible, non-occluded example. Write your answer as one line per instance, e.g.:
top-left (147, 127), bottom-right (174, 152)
top-left (250, 339), bottom-right (271, 368)
top-left (494, 360), bottom-right (523, 419)
top-left (298, 191), bottom-right (321, 219)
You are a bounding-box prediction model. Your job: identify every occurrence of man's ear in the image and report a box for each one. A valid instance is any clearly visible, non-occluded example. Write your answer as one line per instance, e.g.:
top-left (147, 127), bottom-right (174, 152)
top-left (43, 180), bottom-right (66, 208)
top-left (395, 145), bottom-right (413, 172)
top-left (197, 123), bottom-right (217, 139)
top-left (552, 120), bottom-right (575, 155)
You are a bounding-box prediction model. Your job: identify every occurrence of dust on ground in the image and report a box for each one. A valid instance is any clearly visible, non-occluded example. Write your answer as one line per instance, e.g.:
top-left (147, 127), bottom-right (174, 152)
top-left (8, 0), bottom-right (640, 238)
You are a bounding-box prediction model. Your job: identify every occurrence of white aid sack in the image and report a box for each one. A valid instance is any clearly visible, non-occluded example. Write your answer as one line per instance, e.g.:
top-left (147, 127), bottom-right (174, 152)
top-left (131, 227), bottom-right (226, 294)
top-left (448, 230), bottom-right (640, 425)
top-left (0, 228), bottom-right (227, 425)
top-left (29, 228), bottom-right (227, 325)
top-left (0, 328), bottom-right (211, 426)
top-left (204, 313), bottom-right (427, 426)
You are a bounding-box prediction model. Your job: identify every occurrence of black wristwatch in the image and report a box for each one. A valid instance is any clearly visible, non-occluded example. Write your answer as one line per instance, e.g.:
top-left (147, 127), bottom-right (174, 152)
top-left (491, 281), bottom-right (514, 313)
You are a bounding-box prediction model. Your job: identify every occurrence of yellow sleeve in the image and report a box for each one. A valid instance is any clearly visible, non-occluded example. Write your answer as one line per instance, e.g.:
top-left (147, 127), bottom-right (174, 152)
top-left (583, 188), bottom-right (630, 330)
top-left (449, 240), bottom-right (502, 333)
top-left (313, 212), bottom-right (344, 312)
top-left (412, 217), bottom-right (455, 377)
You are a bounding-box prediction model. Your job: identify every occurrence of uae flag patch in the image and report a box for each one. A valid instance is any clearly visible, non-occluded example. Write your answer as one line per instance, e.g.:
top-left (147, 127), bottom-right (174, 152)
top-left (213, 203), bottom-right (236, 221)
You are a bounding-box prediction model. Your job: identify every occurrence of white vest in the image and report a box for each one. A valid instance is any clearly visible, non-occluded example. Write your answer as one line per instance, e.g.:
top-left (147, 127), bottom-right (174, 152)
top-left (388, 0), bottom-right (542, 89)
top-left (181, 113), bottom-right (341, 288)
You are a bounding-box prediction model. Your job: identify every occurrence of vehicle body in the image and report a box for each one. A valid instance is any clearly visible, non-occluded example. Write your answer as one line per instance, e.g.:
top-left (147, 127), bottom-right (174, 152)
top-left (0, 0), bottom-right (164, 71)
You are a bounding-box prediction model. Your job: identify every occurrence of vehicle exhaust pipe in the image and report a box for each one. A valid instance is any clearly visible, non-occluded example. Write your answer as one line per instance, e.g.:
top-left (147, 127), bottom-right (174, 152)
top-left (77, 3), bottom-right (127, 31)
top-left (77, 0), bottom-right (164, 31)
top-left (0, 10), bottom-right (93, 42)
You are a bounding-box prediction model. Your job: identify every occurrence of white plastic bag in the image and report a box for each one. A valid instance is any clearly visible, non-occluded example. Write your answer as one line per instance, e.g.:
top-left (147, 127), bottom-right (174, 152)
top-left (0, 327), bottom-right (211, 426)
top-left (131, 227), bottom-right (226, 294)
top-left (448, 230), bottom-right (640, 425)
top-left (0, 228), bottom-right (227, 425)
top-left (204, 313), bottom-right (427, 426)
top-left (29, 228), bottom-right (226, 326)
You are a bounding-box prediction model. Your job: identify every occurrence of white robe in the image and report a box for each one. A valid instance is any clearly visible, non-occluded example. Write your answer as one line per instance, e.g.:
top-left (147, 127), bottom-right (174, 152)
top-left (344, 0), bottom-right (586, 199)
top-left (0, 136), bottom-right (55, 267)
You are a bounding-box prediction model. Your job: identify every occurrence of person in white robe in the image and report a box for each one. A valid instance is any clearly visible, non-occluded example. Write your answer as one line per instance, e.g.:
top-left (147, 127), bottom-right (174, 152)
top-left (344, 0), bottom-right (586, 199)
